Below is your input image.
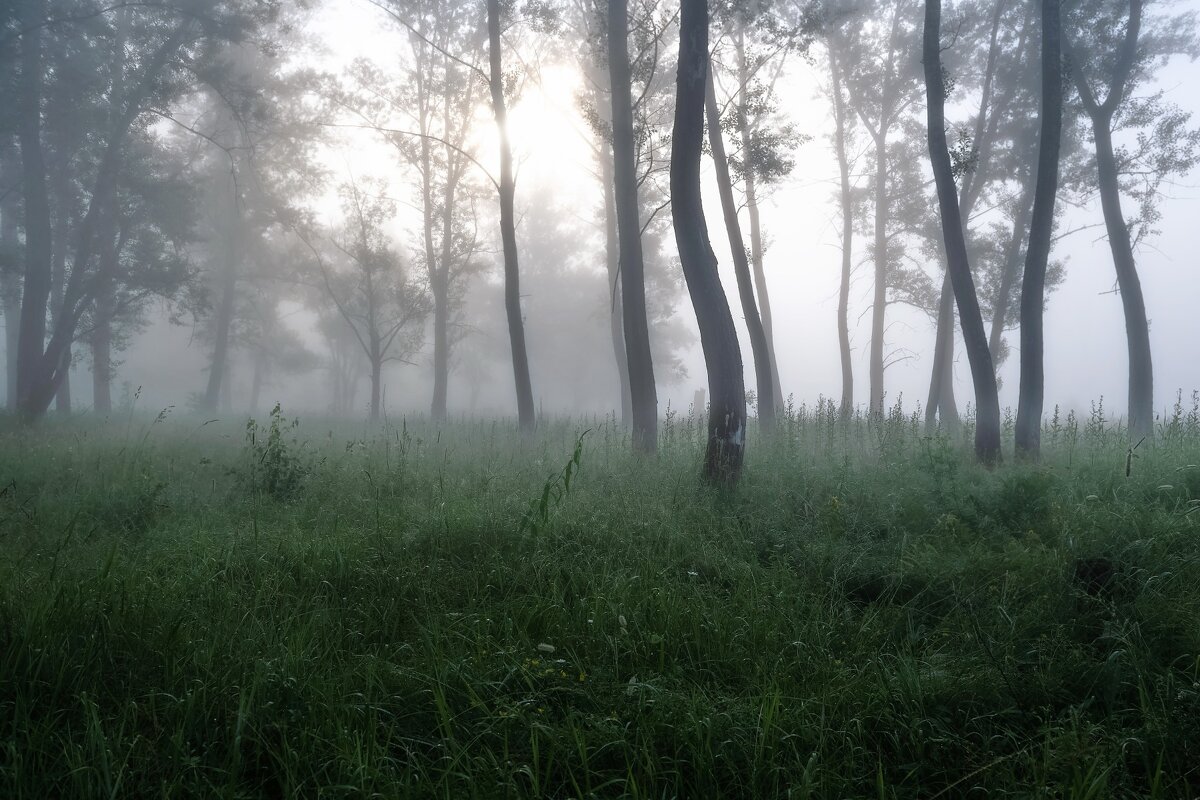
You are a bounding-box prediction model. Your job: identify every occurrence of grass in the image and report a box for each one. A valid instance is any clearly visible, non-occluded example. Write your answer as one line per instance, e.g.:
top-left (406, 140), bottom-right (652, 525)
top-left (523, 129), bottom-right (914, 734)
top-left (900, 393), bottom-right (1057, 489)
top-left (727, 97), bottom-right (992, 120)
top-left (1, 396), bottom-right (1199, 798)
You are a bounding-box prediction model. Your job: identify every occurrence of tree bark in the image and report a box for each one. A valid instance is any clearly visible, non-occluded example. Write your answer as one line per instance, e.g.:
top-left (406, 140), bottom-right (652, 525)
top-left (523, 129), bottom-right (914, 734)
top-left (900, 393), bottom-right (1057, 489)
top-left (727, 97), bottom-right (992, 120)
top-left (673, 0), bottom-right (746, 484)
top-left (1, 155), bottom-right (21, 412)
top-left (487, 0), bottom-right (535, 434)
top-left (829, 50), bottom-right (854, 419)
top-left (1015, 0), bottom-right (1063, 459)
top-left (868, 128), bottom-right (888, 416)
top-left (705, 66), bottom-right (775, 430)
top-left (923, 0), bottom-right (1002, 465)
top-left (608, 0), bottom-right (658, 452)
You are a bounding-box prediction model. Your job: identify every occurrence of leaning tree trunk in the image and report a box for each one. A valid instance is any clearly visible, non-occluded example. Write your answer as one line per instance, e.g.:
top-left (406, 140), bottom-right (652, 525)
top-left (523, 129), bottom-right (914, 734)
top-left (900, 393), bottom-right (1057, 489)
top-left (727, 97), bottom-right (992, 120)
top-left (704, 66), bottom-right (775, 430)
top-left (924, 0), bottom-right (1002, 465)
top-left (608, 0), bottom-right (659, 452)
top-left (1015, 0), bottom-right (1063, 459)
top-left (487, 0), bottom-right (535, 434)
top-left (735, 26), bottom-right (784, 413)
top-left (829, 53), bottom-right (854, 420)
top-left (673, 0), bottom-right (746, 484)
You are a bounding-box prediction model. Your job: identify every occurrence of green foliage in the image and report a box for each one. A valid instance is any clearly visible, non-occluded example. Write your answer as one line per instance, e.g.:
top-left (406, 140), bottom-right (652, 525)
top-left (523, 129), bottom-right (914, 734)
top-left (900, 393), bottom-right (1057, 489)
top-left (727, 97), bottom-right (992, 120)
top-left (1, 412), bottom-right (1199, 798)
top-left (236, 403), bottom-right (314, 500)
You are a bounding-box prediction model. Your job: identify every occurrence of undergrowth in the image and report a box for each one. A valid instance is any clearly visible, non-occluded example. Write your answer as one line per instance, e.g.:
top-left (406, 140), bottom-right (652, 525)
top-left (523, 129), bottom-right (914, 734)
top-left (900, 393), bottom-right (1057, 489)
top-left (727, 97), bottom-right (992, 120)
top-left (0, 401), bottom-right (1198, 798)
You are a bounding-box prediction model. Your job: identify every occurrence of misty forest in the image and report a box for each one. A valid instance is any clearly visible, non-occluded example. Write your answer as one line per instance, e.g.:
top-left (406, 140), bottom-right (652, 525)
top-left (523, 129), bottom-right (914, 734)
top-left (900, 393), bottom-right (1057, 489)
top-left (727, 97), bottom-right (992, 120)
top-left (3, 0), bottom-right (1200, 795)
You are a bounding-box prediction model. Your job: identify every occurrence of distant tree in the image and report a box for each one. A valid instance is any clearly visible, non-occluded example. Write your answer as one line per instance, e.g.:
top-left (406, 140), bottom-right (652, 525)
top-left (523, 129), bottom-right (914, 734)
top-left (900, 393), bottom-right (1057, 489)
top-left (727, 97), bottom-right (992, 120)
top-left (1065, 0), bottom-right (1200, 440)
top-left (673, 0), bottom-right (746, 483)
top-left (923, 0), bottom-right (1001, 464)
top-left (310, 183), bottom-right (430, 422)
top-left (1015, 0), bottom-right (1063, 459)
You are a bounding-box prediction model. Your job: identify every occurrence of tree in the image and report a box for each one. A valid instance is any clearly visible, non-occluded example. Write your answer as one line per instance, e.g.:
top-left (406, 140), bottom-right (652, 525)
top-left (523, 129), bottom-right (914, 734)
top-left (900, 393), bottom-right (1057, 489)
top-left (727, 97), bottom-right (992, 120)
top-left (487, 0), bottom-right (536, 433)
top-left (1015, 0), bottom-right (1063, 459)
top-left (8, 0), bottom-right (280, 421)
top-left (673, 0), bottom-right (746, 484)
top-left (608, 0), bottom-right (659, 452)
top-left (704, 66), bottom-right (774, 429)
top-left (923, 0), bottom-right (1001, 464)
top-left (311, 183), bottom-right (429, 422)
top-left (1065, 0), bottom-right (1200, 440)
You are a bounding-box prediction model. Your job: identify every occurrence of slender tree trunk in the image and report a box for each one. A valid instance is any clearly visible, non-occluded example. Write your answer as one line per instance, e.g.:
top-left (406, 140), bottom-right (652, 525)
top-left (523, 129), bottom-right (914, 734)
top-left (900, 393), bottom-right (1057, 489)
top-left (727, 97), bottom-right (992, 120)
top-left (91, 280), bottom-right (115, 414)
top-left (734, 28), bottom-right (784, 413)
top-left (487, 0), bottom-right (535, 433)
top-left (431, 280), bottom-right (449, 420)
top-left (924, 0), bottom-right (1002, 464)
top-left (705, 66), bottom-right (775, 430)
top-left (925, 271), bottom-right (960, 434)
top-left (600, 138), bottom-right (632, 425)
top-left (1016, 0), bottom-right (1063, 459)
top-left (1, 165), bottom-right (21, 411)
top-left (50, 175), bottom-right (72, 414)
top-left (869, 130), bottom-right (888, 416)
top-left (987, 181), bottom-right (1037, 362)
top-left (1092, 122), bottom-right (1153, 440)
top-left (673, 0), bottom-right (746, 484)
top-left (608, 0), bottom-right (658, 452)
top-left (829, 52), bottom-right (854, 419)
top-left (203, 211), bottom-right (239, 413)
top-left (369, 347), bottom-right (382, 422)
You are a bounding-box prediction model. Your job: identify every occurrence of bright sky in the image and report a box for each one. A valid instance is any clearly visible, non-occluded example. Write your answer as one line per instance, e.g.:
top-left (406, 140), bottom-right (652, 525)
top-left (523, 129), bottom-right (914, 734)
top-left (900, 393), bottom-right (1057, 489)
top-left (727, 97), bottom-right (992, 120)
top-left (308, 0), bottom-right (1200, 422)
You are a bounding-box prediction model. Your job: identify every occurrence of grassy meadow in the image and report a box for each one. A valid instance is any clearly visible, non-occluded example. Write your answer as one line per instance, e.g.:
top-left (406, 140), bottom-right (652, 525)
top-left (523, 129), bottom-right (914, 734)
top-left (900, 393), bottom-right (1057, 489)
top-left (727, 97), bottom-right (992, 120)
top-left (2, 396), bottom-right (1200, 798)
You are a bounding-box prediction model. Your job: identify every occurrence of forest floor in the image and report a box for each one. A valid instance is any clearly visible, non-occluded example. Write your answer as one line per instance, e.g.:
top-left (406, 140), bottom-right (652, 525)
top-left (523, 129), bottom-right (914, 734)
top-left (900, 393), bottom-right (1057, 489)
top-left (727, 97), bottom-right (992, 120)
top-left (2, 399), bottom-right (1199, 798)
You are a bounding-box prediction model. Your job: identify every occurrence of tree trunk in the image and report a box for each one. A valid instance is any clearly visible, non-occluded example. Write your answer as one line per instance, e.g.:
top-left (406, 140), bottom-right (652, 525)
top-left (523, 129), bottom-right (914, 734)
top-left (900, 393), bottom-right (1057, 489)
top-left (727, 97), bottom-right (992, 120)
top-left (987, 180), bottom-right (1036, 362)
top-left (369, 352), bottom-right (382, 422)
top-left (15, 0), bottom-right (55, 420)
top-left (734, 28), bottom-right (784, 413)
top-left (487, 0), bottom-right (535, 434)
top-left (600, 138), bottom-right (632, 425)
top-left (1015, 0), bottom-right (1063, 459)
top-left (704, 66), bottom-right (775, 430)
top-left (925, 270), bottom-right (960, 434)
top-left (673, 0), bottom-right (746, 484)
top-left (924, 0), bottom-right (1002, 465)
top-left (869, 130), bottom-right (888, 416)
top-left (1, 170), bottom-right (20, 412)
top-left (431, 280), bottom-right (449, 421)
top-left (608, 0), bottom-right (658, 452)
top-left (203, 211), bottom-right (239, 413)
top-left (829, 52), bottom-right (854, 419)
top-left (91, 279), bottom-right (115, 414)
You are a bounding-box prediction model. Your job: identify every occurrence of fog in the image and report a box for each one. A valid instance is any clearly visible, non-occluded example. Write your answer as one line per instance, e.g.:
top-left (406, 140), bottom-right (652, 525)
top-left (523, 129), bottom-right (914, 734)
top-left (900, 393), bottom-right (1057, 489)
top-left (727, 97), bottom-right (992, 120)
top-left (2, 0), bottom-right (1198, 427)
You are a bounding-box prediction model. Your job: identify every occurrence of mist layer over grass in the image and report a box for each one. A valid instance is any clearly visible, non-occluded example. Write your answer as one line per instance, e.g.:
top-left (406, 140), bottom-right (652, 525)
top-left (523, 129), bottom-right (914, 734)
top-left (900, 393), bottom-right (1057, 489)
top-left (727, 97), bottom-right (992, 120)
top-left (2, 401), bottom-right (1199, 797)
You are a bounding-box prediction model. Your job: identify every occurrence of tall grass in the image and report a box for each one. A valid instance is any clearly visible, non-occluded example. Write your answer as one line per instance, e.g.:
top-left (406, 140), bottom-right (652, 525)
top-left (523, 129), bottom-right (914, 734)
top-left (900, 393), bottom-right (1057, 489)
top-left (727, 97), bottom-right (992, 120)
top-left (1, 398), bottom-right (1198, 797)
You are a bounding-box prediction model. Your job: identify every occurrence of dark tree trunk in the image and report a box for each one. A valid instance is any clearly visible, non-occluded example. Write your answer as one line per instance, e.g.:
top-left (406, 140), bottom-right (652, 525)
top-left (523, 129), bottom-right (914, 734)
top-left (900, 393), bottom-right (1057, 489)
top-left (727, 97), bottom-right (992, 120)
top-left (924, 0), bottom-right (1002, 465)
top-left (15, 0), bottom-right (54, 420)
top-left (608, 0), bottom-right (658, 452)
top-left (1015, 0), bottom-right (1063, 459)
top-left (829, 52), bottom-right (854, 419)
top-left (1, 163), bottom-right (21, 411)
top-left (734, 28), bottom-right (784, 413)
top-left (369, 348), bottom-right (382, 422)
top-left (704, 67), bottom-right (775, 430)
top-left (431, 280), bottom-right (449, 420)
top-left (1068, 0), bottom-right (1151, 440)
top-left (487, 0), bottom-right (535, 434)
top-left (672, 0), bottom-right (746, 484)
